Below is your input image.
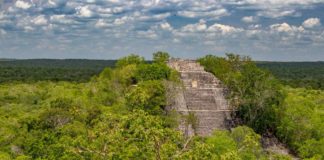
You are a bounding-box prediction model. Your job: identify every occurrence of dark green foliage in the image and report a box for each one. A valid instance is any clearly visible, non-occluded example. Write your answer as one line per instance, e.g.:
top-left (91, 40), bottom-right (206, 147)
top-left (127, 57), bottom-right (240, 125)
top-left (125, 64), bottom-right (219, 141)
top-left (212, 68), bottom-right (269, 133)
top-left (126, 80), bottom-right (166, 115)
top-left (276, 88), bottom-right (324, 159)
top-left (153, 51), bottom-right (170, 63)
top-left (115, 54), bottom-right (145, 68)
top-left (0, 59), bottom-right (116, 83)
top-left (257, 62), bottom-right (324, 90)
top-left (135, 63), bottom-right (172, 81)
top-left (199, 54), bottom-right (323, 159)
top-left (199, 54), bottom-right (284, 133)
top-left (1, 58), bottom-right (321, 90)
top-left (205, 126), bottom-right (266, 159)
top-left (1, 53), bottom-right (320, 159)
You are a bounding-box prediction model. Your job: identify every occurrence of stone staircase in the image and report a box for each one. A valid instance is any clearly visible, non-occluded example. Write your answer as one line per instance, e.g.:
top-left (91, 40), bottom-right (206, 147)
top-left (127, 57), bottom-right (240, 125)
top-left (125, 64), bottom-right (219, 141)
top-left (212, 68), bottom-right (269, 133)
top-left (167, 59), bottom-right (233, 136)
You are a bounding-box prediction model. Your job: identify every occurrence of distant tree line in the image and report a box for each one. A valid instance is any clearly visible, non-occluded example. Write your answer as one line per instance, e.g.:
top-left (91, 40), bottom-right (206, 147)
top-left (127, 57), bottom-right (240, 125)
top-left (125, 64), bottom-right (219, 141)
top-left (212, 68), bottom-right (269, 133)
top-left (0, 59), bottom-right (116, 83)
top-left (1, 58), bottom-right (323, 90)
top-left (257, 62), bottom-right (324, 90)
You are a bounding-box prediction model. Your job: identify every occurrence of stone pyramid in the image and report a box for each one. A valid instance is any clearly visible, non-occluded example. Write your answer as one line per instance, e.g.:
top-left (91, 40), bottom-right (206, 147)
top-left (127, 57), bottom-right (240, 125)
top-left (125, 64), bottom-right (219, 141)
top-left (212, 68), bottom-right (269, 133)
top-left (167, 59), bottom-right (233, 136)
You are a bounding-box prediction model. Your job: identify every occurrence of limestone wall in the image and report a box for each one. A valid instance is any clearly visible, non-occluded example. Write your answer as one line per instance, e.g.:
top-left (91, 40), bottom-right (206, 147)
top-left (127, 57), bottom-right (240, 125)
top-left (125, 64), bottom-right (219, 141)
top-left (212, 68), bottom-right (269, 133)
top-left (167, 59), bottom-right (233, 136)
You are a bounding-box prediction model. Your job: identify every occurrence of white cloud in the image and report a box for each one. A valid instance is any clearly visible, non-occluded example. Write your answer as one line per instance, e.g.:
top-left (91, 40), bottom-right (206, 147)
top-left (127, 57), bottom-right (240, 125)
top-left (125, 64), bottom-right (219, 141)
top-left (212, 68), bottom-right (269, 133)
top-left (160, 22), bottom-right (173, 31)
top-left (32, 15), bottom-right (48, 26)
top-left (137, 30), bottom-right (158, 39)
top-left (258, 10), bottom-right (297, 18)
top-left (178, 8), bottom-right (229, 19)
top-left (303, 18), bottom-right (321, 28)
top-left (181, 19), bottom-right (207, 32)
top-left (137, 13), bottom-right (171, 21)
top-left (241, 16), bottom-right (256, 23)
top-left (270, 23), bottom-right (304, 33)
top-left (1, 0), bottom-right (324, 60)
top-left (107, 0), bottom-right (120, 3)
top-left (95, 19), bottom-right (111, 28)
top-left (77, 6), bottom-right (94, 18)
top-left (15, 0), bottom-right (31, 10)
top-left (113, 16), bottom-right (131, 25)
top-left (50, 15), bottom-right (75, 24)
top-left (225, 0), bottom-right (321, 18)
top-left (208, 23), bottom-right (243, 34)
top-left (47, 0), bottom-right (67, 7)
top-left (177, 20), bottom-right (243, 37)
top-left (24, 26), bottom-right (34, 32)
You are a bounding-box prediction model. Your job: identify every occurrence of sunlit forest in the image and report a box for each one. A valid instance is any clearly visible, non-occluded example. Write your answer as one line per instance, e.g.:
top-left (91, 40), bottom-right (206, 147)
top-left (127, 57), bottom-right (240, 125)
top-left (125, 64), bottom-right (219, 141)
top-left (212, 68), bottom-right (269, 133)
top-left (0, 53), bottom-right (323, 159)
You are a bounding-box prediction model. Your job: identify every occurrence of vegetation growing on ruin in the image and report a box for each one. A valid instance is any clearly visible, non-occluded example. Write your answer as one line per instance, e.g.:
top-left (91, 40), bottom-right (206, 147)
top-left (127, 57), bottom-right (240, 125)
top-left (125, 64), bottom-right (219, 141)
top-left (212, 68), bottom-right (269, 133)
top-left (199, 54), bottom-right (324, 159)
top-left (0, 52), bottom-right (322, 159)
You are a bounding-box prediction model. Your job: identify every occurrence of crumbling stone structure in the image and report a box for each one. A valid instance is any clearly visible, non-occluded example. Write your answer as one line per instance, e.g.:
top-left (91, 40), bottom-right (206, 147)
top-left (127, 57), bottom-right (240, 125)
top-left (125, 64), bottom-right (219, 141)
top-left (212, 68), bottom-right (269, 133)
top-left (167, 59), bottom-right (233, 136)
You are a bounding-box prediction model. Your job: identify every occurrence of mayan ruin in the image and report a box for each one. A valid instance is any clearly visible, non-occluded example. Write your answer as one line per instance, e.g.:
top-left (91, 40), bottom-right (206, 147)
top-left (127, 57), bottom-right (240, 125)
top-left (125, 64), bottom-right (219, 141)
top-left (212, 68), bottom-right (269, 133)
top-left (167, 59), bottom-right (233, 136)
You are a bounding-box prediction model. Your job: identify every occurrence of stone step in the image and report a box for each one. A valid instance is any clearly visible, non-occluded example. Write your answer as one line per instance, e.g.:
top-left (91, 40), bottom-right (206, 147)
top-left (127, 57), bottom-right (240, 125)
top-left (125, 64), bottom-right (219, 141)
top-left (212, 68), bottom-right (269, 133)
top-left (186, 101), bottom-right (229, 110)
top-left (181, 72), bottom-right (220, 81)
top-left (184, 88), bottom-right (226, 97)
top-left (167, 59), bottom-right (233, 136)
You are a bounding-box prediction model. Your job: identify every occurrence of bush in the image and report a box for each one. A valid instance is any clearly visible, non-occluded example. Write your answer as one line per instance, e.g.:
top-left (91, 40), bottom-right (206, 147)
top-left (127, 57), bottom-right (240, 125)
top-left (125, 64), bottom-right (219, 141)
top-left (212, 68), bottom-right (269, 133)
top-left (198, 54), bottom-right (285, 133)
top-left (135, 63), bottom-right (171, 81)
top-left (126, 80), bottom-right (166, 115)
top-left (153, 51), bottom-right (170, 63)
top-left (116, 54), bottom-right (145, 68)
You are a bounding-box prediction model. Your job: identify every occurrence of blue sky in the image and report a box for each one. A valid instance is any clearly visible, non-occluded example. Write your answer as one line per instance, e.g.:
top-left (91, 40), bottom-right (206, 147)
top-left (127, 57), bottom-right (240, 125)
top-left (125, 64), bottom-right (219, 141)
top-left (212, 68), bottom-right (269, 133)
top-left (0, 0), bottom-right (324, 61)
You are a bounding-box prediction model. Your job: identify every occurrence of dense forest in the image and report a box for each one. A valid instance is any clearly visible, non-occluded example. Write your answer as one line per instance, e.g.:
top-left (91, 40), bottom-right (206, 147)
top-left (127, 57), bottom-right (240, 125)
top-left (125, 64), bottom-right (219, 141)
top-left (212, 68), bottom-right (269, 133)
top-left (1, 59), bottom-right (323, 90)
top-left (0, 59), bottom-right (116, 83)
top-left (0, 53), bottom-right (323, 159)
top-left (257, 62), bottom-right (324, 90)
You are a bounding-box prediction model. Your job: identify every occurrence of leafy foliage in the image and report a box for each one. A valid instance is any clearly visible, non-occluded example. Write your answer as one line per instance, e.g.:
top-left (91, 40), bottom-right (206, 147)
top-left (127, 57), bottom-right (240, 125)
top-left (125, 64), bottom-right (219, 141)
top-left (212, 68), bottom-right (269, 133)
top-left (257, 62), bottom-right (324, 90)
top-left (199, 54), bottom-right (323, 159)
top-left (115, 54), bottom-right (145, 68)
top-left (1, 52), bottom-right (319, 159)
top-left (126, 80), bottom-right (166, 115)
top-left (0, 59), bottom-right (116, 83)
top-left (153, 51), bottom-right (170, 63)
top-left (135, 63), bottom-right (172, 81)
top-left (198, 54), bottom-right (284, 133)
top-left (276, 88), bottom-right (324, 159)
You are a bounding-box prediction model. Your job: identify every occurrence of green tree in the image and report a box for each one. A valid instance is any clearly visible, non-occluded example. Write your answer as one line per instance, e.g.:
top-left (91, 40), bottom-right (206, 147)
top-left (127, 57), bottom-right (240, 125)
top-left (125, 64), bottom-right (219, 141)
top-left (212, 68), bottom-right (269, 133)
top-left (126, 80), bottom-right (166, 115)
top-left (153, 51), bottom-right (170, 63)
top-left (135, 63), bottom-right (171, 81)
top-left (116, 54), bottom-right (145, 68)
top-left (198, 54), bottom-right (285, 133)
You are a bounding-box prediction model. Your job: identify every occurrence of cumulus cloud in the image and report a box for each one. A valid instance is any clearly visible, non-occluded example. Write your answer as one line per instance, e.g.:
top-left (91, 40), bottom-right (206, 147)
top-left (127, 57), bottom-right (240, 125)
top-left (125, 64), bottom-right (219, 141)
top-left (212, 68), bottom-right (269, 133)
top-left (178, 8), bottom-right (229, 19)
top-left (303, 18), bottom-right (321, 28)
top-left (208, 23), bottom-right (243, 34)
top-left (50, 15), bottom-right (76, 25)
top-left (15, 0), bottom-right (31, 10)
top-left (32, 15), bottom-right (48, 26)
top-left (179, 19), bottom-right (243, 35)
top-left (76, 6), bottom-right (94, 18)
top-left (95, 19), bottom-right (111, 28)
top-left (181, 19), bottom-right (207, 32)
top-left (137, 29), bottom-right (158, 39)
top-left (270, 23), bottom-right (304, 33)
top-left (241, 16), bottom-right (257, 23)
top-left (113, 16), bottom-right (131, 25)
top-left (1, 0), bottom-right (324, 60)
top-left (160, 22), bottom-right (173, 31)
top-left (224, 0), bottom-right (321, 18)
